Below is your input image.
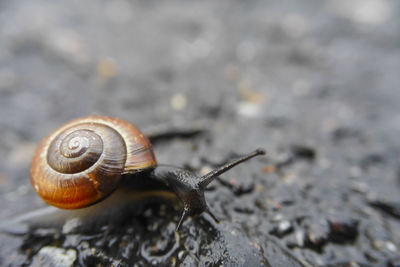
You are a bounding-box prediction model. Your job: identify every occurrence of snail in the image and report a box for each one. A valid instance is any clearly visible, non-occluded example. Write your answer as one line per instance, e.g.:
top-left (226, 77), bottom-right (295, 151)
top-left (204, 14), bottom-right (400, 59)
top-left (29, 116), bottom-right (265, 231)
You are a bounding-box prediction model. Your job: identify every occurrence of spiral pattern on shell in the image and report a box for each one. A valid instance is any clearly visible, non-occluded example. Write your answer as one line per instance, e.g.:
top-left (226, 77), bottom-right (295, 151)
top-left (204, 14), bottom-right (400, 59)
top-left (30, 116), bottom-right (157, 209)
top-left (47, 129), bottom-right (104, 174)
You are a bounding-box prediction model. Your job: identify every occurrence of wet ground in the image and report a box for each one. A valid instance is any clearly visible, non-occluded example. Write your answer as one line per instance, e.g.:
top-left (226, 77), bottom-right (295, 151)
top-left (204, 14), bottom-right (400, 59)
top-left (1, 0), bottom-right (400, 266)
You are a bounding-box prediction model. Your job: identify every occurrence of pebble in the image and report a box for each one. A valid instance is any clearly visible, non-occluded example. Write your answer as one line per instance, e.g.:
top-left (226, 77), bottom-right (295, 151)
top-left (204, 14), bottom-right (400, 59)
top-left (30, 246), bottom-right (77, 267)
top-left (62, 218), bottom-right (82, 234)
top-left (270, 220), bottom-right (293, 238)
top-left (305, 219), bottom-right (330, 247)
top-left (296, 230), bottom-right (306, 247)
top-left (385, 241), bottom-right (397, 252)
top-left (278, 221), bottom-right (293, 233)
top-left (97, 58), bottom-right (116, 80)
top-left (262, 165), bottom-right (276, 174)
top-left (237, 81), bottom-right (265, 104)
top-left (170, 94), bottom-right (187, 111)
top-left (237, 102), bottom-right (263, 118)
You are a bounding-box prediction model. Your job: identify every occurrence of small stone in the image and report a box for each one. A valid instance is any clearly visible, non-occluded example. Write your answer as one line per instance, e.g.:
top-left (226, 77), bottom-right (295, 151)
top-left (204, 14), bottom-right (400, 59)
top-left (262, 165), bottom-right (276, 174)
top-left (386, 241), bottom-right (397, 252)
top-left (278, 221), bottom-right (292, 233)
top-left (237, 81), bottom-right (265, 104)
top-left (97, 58), bottom-right (117, 80)
top-left (305, 218), bottom-right (330, 248)
top-left (62, 218), bottom-right (82, 234)
top-left (270, 213), bottom-right (283, 222)
top-left (199, 166), bottom-right (213, 176)
top-left (296, 230), bottom-right (306, 247)
top-left (351, 181), bottom-right (369, 194)
top-left (170, 93), bottom-right (187, 111)
top-left (237, 102), bottom-right (262, 118)
top-left (63, 235), bottom-right (81, 247)
top-left (270, 220), bottom-right (293, 238)
top-left (255, 184), bottom-right (264, 193)
top-left (178, 250), bottom-right (185, 260)
top-left (30, 246), bottom-right (77, 267)
top-left (373, 240), bottom-right (384, 250)
top-left (353, 0), bottom-right (390, 25)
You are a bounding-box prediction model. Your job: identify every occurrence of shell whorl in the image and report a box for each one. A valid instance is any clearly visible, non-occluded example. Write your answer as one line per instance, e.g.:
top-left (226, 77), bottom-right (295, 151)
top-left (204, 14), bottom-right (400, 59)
top-left (30, 116), bottom-right (157, 209)
top-left (47, 129), bottom-right (104, 174)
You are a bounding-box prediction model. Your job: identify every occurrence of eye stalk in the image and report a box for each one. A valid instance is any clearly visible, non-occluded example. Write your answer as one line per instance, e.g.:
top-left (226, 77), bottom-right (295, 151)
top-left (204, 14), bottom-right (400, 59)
top-left (151, 149), bottom-right (266, 231)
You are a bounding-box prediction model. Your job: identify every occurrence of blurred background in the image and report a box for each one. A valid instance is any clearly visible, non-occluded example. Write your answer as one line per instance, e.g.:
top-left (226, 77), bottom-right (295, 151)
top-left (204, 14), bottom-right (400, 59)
top-left (0, 0), bottom-right (399, 266)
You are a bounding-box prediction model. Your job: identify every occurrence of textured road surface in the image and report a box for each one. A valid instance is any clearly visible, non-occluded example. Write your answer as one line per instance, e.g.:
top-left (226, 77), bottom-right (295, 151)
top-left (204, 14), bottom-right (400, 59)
top-left (1, 1), bottom-right (399, 266)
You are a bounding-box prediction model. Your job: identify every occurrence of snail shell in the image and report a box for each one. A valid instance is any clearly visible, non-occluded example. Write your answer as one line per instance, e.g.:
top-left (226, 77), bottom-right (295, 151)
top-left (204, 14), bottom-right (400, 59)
top-left (30, 116), bottom-right (157, 209)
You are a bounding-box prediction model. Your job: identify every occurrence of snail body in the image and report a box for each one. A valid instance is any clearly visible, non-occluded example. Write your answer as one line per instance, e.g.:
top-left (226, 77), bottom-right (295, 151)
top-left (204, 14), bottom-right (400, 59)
top-left (30, 116), bottom-right (265, 230)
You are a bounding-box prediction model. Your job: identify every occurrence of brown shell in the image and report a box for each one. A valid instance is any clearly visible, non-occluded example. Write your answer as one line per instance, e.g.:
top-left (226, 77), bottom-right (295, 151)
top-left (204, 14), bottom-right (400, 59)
top-left (30, 116), bottom-right (157, 209)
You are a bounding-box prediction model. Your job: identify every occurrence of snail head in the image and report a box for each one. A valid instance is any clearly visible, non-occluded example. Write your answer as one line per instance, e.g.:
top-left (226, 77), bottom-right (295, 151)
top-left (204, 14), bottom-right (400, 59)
top-left (153, 149), bottom-right (266, 231)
